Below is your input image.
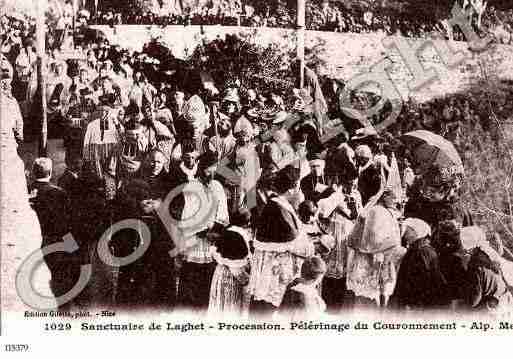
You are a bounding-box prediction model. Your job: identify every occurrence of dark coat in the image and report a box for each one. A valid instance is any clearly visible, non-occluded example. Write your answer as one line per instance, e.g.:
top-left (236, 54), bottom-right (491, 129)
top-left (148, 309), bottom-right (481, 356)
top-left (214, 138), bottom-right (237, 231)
top-left (391, 238), bottom-right (448, 309)
top-left (358, 164), bottom-right (381, 206)
top-left (256, 198), bottom-right (299, 244)
top-left (167, 163), bottom-right (196, 191)
top-left (439, 248), bottom-right (470, 303)
top-left (465, 248), bottom-right (510, 311)
top-left (29, 181), bottom-right (70, 238)
top-left (57, 171), bottom-right (106, 256)
top-left (142, 170), bottom-right (171, 200)
top-left (102, 202), bottom-right (176, 308)
top-left (29, 181), bottom-right (79, 300)
top-left (404, 196), bottom-right (474, 231)
top-left (57, 170), bottom-right (84, 199)
top-left (300, 173), bottom-right (335, 204)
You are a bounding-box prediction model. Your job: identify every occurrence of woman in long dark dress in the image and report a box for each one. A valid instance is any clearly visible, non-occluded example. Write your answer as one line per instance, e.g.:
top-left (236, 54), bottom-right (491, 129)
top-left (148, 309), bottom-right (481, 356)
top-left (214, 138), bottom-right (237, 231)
top-left (390, 218), bottom-right (448, 311)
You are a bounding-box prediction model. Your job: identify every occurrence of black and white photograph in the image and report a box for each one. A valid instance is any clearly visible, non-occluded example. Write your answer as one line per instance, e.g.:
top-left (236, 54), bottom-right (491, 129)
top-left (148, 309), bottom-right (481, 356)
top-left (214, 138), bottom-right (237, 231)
top-left (2, 0), bottom-right (513, 349)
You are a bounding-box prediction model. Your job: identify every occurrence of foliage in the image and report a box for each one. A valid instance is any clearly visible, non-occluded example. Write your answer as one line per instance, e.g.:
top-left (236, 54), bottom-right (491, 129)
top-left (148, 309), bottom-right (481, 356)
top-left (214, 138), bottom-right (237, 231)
top-left (187, 30), bottom-right (327, 95)
top-left (455, 81), bottom-right (513, 251)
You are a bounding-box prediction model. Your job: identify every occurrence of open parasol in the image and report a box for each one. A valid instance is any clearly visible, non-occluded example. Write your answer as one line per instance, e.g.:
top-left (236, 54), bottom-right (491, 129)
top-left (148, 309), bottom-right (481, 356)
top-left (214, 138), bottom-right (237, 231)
top-left (400, 130), bottom-right (464, 176)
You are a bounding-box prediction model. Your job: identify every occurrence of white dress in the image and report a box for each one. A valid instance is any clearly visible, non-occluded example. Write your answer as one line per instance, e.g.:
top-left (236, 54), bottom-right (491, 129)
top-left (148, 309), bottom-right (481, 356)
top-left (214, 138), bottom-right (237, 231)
top-left (208, 227), bottom-right (252, 317)
top-left (248, 197), bottom-right (315, 307)
top-left (346, 204), bottom-right (406, 304)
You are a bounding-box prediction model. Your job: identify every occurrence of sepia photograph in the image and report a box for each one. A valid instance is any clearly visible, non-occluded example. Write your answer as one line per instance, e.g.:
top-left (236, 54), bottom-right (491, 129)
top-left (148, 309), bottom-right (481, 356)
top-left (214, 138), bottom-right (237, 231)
top-left (1, 0), bottom-right (513, 351)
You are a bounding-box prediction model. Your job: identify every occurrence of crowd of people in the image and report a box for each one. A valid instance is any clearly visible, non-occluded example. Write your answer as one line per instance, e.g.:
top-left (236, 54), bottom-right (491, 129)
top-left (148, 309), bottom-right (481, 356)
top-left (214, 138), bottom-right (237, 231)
top-left (86, 0), bottom-right (512, 43)
top-left (2, 16), bottom-right (513, 317)
top-left (90, 0), bottom-right (443, 38)
top-left (3, 0), bottom-right (513, 56)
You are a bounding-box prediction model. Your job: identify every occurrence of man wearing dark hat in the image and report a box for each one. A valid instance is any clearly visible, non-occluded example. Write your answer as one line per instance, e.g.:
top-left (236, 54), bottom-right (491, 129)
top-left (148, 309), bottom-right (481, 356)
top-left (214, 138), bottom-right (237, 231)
top-left (170, 89), bottom-right (186, 124)
top-left (69, 67), bottom-right (92, 101)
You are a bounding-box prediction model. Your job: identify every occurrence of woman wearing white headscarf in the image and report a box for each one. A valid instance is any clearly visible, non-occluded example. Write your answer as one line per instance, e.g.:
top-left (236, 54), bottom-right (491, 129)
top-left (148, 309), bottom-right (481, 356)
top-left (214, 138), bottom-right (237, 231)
top-left (346, 188), bottom-right (406, 307)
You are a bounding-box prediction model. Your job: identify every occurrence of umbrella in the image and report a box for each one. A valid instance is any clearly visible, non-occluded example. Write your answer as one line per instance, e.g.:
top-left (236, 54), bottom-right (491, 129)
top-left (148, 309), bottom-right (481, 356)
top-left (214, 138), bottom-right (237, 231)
top-left (400, 130), bottom-right (464, 176)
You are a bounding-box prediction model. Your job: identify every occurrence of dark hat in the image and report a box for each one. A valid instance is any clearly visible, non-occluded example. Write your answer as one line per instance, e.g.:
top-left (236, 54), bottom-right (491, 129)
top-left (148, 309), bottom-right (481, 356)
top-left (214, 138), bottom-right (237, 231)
top-left (198, 151), bottom-right (219, 169)
top-left (99, 93), bottom-right (116, 106)
top-left (217, 229), bottom-right (249, 261)
top-left (298, 200), bottom-right (318, 222)
top-left (275, 164), bottom-right (300, 194)
top-left (79, 87), bottom-right (93, 96)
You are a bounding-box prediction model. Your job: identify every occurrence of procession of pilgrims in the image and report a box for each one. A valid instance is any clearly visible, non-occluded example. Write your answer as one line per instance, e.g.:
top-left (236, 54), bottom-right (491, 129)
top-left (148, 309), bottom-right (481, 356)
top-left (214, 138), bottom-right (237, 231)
top-left (3, 31), bottom-right (513, 319)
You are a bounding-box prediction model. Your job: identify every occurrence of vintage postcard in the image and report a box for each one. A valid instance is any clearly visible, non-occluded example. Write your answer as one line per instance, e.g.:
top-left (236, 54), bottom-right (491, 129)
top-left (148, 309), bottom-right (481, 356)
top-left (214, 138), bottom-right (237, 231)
top-left (1, 0), bottom-right (513, 354)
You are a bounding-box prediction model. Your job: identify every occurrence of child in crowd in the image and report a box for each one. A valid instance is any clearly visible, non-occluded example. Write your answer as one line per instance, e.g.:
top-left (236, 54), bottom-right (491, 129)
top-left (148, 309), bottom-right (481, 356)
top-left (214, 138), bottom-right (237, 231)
top-left (280, 256), bottom-right (328, 319)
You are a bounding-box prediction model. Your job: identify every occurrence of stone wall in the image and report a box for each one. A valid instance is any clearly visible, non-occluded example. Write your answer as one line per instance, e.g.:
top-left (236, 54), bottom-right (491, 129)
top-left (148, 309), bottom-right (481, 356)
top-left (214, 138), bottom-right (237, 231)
top-left (92, 25), bottom-right (513, 102)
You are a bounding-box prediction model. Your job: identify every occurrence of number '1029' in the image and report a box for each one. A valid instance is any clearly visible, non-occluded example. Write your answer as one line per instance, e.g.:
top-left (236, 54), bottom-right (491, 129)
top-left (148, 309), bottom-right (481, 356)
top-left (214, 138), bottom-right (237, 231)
top-left (44, 323), bottom-right (72, 331)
